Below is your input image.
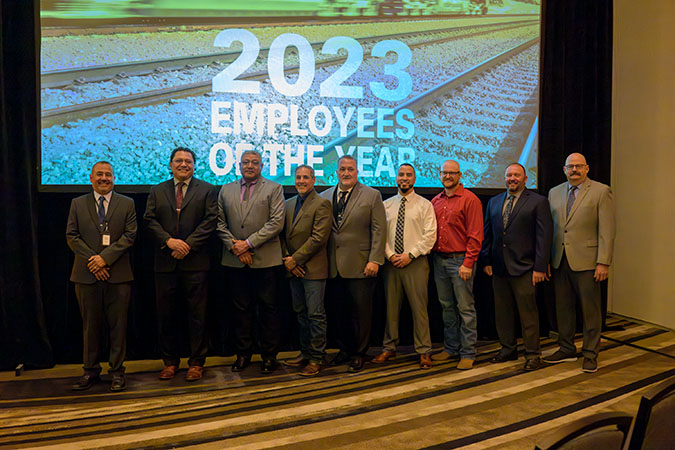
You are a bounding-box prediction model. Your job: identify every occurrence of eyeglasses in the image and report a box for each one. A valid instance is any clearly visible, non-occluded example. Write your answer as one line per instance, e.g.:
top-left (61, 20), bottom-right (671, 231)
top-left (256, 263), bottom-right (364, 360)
top-left (241, 160), bottom-right (261, 167)
top-left (172, 159), bottom-right (193, 165)
top-left (564, 164), bottom-right (587, 170)
top-left (441, 171), bottom-right (460, 176)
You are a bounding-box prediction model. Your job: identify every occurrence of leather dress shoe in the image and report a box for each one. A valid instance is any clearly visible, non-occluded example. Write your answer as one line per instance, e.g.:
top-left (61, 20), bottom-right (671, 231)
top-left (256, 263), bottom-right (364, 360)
top-left (371, 351), bottom-right (396, 364)
top-left (261, 359), bottom-right (276, 374)
top-left (420, 354), bottom-right (433, 369)
top-left (232, 356), bottom-right (251, 372)
top-left (110, 374), bottom-right (127, 392)
top-left (72, 373), bottom-right (100, 391)
top-left (524, 358), bottom-right (543, 371)
top-left (159, 365), bottom-right (178, 380)
top-left (299, 362), bottom-right (321, 377)
top-left (432, 351), bottom-right (459, 362)
top-left (186, 365), bottom-right (204, 381)
top-left (348, 356), bottom-right (365, 373)
top-left (283, 355), bottom-right (309, 367)
top-left (329, 351), bottom-right (351, 366)
top-left (489, 352), bottom-right (518, 363)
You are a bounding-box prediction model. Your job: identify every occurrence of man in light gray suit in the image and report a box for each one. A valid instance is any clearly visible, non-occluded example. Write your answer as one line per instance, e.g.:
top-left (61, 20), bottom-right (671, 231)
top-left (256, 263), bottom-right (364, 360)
top-left (543, 153), bottom-right (615, 373)
top-left (320, 155), bottom-right (386, 372)
top-left (217, 150), bottom-right (285, 374)
top-left (281, 165), bottom-right (332, 377)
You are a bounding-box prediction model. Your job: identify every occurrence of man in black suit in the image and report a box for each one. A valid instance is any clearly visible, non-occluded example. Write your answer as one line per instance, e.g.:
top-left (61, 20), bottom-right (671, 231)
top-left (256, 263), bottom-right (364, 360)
top-left (66, 161), bottom-right (136, 391)
top-left (144, 147), bottom-right (218, 381)
top-left (481, 163), bottom-right (553, 371)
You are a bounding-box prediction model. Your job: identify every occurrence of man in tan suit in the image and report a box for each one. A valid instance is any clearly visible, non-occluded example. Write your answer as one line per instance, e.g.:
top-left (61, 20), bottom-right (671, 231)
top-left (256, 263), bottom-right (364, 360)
top-left (320, 155), bottom-right (386, 372)
top-left (543, 153), bottom-right (615, 373)
top-left (281, 165), bottom-right (332, 377)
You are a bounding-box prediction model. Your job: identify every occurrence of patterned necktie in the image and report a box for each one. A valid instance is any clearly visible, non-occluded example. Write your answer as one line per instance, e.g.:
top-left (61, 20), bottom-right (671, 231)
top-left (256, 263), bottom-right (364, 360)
top-left (566, 186), bottom-right (577, 218)
top-left (395, 197), bottom-right (406, 254)
top-left (176, 182), bottom-right (184, 211)
top-left (243, 182), bottom-right (252, 202)
top-left (337, 190), bottom-right (348, 224)
top-left (97, 196), bottom-right (106, 225)
top-left (502, 194), bottom-right (514, 228)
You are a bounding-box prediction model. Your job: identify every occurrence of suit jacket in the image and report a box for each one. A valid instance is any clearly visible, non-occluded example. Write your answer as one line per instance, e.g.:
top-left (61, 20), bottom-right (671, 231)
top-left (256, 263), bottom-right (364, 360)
top-left (217, 176), bottom-right (285, 268)
top-left (144, 178), bottom-right (218, 272)
top-left (320, 182), bottom-right (386, 279)
top-left (66, 191), bottom-right (136, 284)
top-left (549, 178), bottom-right (615, 271)
top-left (281, 189), bottom-right (332, 280)
top-left (481, 189), bottom-right (553, 277)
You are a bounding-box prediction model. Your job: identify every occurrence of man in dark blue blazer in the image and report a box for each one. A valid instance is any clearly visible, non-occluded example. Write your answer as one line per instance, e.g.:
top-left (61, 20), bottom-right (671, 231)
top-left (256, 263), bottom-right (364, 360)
top-left (481, 163), bottom-right (553, 371)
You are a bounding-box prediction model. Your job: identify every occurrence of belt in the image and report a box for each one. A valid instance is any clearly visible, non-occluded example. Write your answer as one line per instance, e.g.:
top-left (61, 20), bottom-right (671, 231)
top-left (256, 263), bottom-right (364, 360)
top-left (435, 251), bottom-right (465, 259)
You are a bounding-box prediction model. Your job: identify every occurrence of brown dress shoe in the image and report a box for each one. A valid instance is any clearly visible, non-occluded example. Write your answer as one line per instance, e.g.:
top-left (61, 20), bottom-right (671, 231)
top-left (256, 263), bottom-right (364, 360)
top-left (299, 362), bottom-right (321, 377)
top-left (457, 358), bottom-right (474, 370)
top-left (420, 354), bottom-right (433, 369)
top-left (186, 365), bottom-right (204, 381)
top-left (432, 351), bottom-right (459, 362)
top-left (159, 365), bottom-right (178, 380)
top-left (371, 351), bottom-right (396, 364)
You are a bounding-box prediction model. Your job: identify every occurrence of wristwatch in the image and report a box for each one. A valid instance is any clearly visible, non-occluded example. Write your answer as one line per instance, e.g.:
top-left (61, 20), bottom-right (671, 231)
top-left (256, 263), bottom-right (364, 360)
top-left (408, 252), bottom-right (416, 260)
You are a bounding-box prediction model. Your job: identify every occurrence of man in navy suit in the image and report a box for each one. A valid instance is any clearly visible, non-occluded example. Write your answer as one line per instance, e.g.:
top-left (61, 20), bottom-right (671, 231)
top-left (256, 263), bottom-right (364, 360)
top-left (481, 163), bottom-right (553, 371)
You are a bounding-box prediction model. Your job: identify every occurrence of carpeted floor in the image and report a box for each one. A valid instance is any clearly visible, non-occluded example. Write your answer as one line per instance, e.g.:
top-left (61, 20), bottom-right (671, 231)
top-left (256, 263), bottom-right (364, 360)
top-left (1, 315), bottom-right (673, 449)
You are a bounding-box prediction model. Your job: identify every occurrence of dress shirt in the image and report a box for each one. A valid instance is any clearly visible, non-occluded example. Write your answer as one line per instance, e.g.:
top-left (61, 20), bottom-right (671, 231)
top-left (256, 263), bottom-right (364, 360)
top-left (431, 184), bottom-right (484, 269)
top-left (501, 189), bottom-right (523, 215)
top-left (567, 182), bottom-right (580, 199)
top-left (384, 191), bottom-right (437, 260)
top-left (93, 191), bottom-right (112, 216)
top-left (174, 177), bottom-right (191, 198)
top-left (240, 177), bottom-right (259, 202)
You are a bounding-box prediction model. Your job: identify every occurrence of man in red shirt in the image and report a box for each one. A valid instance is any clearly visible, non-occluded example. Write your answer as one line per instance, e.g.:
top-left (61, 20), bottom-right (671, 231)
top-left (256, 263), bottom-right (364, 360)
top-left (431, 160), bottom-right (484, 369)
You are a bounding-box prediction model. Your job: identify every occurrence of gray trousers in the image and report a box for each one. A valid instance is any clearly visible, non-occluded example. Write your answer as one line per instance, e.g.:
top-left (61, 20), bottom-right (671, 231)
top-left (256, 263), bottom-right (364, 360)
top-left (492, 271), bottom-right (541, 359)
top-left (553, 254), bottom-right (602, 360)
top-left (75, 281), bottom-right (131, 375)
top-left (382, 257), bottom-right (431, 355)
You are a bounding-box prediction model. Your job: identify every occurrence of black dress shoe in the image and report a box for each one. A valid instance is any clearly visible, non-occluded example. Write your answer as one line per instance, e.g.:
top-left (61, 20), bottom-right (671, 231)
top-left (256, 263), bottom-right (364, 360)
top-left (329, 351), bottom-right (351, 366)
top-left (524, 358), bottom-right (543, 371)
top-left (72, 373), bottom-right (100, 391)
top-left (348, 356), bottom-right (365, 373)
top-left (110, 374), bottom-right (127, 392)
top-left (261, 359), bottom-right (276, 374)
top-left (231, 356), bottom-right (251, 372)
top-left (489, 352), bottom-right (518, 363)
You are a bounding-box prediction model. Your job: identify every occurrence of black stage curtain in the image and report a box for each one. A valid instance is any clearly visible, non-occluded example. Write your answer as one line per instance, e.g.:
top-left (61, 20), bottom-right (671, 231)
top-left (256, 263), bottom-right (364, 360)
top-left (0, 0), bottom-right (612, 369)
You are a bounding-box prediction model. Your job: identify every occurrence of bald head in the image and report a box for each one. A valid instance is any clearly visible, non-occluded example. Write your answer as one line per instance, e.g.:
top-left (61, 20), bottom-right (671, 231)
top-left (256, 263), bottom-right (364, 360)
top-left (440, 159), bottom-right (462, 193)
top-left (563, 153), bottom-right (589, 186)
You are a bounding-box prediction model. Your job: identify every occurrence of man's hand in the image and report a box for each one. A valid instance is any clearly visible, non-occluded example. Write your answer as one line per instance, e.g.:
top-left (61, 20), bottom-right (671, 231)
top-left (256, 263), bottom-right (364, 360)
top-left (364, 261), bottom-right (379, 277)
top-left (547, 263), bottom-right (551, 278)
top-left (458, 264), bottom-right (473, 281)
top-left (87, 255), bottom-right (107, 273)
top-left (532, 270), bottom-right (548, 285)
top-left (483, 265), bottom-right (493, 276)
top-left (291, 266), bottom-right (306, 278)
top-left (390, 253), bottom-right (412, 269)
top-left (231, 239), bottom-right (250, 257)
top-left (594, 263), bottom-right (609, 282)
top-left (93, 267), bottom-right (110, 281)
top-left (167, 238), bottom-right (190, 257)
top-left (171, 250), bottom-right (186, 260)
top-left (238, 251), bottom-right (253, 265)
top-left (283, 256), bottom-right (297, 272)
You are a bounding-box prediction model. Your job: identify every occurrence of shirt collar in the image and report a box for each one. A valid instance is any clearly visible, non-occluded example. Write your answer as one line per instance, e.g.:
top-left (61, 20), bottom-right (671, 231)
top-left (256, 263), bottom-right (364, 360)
top-left (443, 184), bottom-right (464, 198)
top-left (174, 177), bottom-right (192, 187)
top-left (241, 177), bottom-right (259, 186)
top-left (93, 191), bottom-right (112, 203)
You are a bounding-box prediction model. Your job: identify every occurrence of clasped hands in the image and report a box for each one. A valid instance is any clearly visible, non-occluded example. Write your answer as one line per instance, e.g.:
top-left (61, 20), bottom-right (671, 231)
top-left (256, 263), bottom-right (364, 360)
top-left (231, 239), bottom-right (253, 265)
top-left (283, 256), bottom-right (305, 277)
top-left (389, 253), bottom-right (412, 269)
top-left (484, 265), bottom-right (548, 286)
top-left (87, 255), bottom-right (109, 281)
top-left (167, 238), bottom-right (191, 260)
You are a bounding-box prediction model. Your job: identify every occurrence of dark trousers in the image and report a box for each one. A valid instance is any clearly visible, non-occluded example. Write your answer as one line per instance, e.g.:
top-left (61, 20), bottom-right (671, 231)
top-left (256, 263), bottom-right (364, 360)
top-left (75, 281), bottom-right (131, 375)
top-left (492, 271), bottom-right (541, 359)
top-left (326, 276), bottom-right (376, 357)
top-left (228, 266), bottom-right (281, 360)
top-left (155, 271), bottom-right (208, 367)
top-left (553, 253), bottom-right (602, 360)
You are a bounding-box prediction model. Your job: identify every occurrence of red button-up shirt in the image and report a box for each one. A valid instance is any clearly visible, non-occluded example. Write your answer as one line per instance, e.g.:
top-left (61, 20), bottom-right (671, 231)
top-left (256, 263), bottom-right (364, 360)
top-left (431, 184), bottom-right (484, 269)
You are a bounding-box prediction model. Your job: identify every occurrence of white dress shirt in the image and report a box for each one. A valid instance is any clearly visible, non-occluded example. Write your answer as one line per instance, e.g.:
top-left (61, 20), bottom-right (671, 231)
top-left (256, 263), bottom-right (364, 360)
top-left (383, 191), bottom-right (437, 259)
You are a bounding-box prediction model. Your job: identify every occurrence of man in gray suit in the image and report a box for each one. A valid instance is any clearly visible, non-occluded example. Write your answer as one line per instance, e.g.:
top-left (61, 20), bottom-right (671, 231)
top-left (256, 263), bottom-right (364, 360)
top-left (66, 161), bottom-right (136, 392)
top-left (217, 150), bottom-right (285, 374)
top-left (320, 155), bottom-right (386, 372)
top-left (543, 153), bottom-right (615, 373)
top-left (281, 165), bottom-right (332, 377)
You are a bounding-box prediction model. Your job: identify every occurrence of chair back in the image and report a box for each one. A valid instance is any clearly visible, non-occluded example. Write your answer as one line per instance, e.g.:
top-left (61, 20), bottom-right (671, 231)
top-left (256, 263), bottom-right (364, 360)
top-left (535, 412), bottom-right (633, 450)
top-left (624, 375), bottom-right (675, 450)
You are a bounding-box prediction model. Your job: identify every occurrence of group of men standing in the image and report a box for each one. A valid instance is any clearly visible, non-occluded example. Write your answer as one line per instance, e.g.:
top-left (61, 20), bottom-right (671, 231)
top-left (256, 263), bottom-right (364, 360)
top-left (66, 148), bottom-right (614, 392)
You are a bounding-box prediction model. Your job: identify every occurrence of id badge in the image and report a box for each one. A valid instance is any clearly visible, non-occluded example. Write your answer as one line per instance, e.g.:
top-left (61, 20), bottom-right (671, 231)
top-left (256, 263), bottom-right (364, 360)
top-left (102, 233), bottom-right (111, 246)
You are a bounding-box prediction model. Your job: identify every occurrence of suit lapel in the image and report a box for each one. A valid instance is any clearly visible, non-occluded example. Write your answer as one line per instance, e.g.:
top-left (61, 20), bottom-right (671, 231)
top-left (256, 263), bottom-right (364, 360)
top-left (241, 177), bottom-right (264, 222)
top-left (493, 192), bottom-right (507, 233)
top-left (162, 180), bottom-right (177, 210)
top-left (505, 190), bottom-right (529, 230)
top-left (286, 196), bottom-right (298, 233)
top-left (340, 183), bottom-right (362, 229)
top-left (566, 179), bottom-right (591, 223)
top-left (323, 186), bottom-right (338, 230)
top-left (87, 192), bottom-right (100, 228)
top-left (291, 190), bottom-right (316, 231)
top-left (180, 178), bottom-right (198, 211)
top-left (106, 192), bottom-right (120, 222)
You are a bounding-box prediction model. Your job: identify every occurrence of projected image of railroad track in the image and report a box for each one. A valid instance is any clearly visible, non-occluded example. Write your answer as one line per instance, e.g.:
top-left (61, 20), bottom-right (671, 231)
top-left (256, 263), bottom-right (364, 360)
top-left (40, 19), bottom-right (540, 186)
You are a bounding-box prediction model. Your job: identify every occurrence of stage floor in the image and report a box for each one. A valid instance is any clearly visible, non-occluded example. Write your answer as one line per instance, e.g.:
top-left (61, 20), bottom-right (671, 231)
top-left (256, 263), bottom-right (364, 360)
top-left (1, 315), bottom-right (674, 449)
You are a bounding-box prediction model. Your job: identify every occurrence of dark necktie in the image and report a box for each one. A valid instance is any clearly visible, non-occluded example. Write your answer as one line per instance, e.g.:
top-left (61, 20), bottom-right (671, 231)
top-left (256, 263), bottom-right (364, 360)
top-left (503, 194), bottom-right (514, 228)
top-left (176, 182), bottom-right (184, 211)
top-left (243, 182), bottom-right (252, 202)
top-left (97, 196), bottom-right (106, 225)
top-left (394, 197), bottom-right (406, 254)
top-left (566, 186), bottom-right (577, 218)
top-left (293, 195), bottom-right (305, 221)
top-left (337, 190), bottom-right (348, 224)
